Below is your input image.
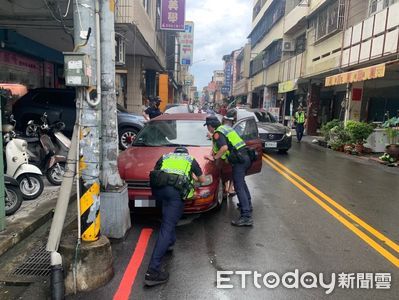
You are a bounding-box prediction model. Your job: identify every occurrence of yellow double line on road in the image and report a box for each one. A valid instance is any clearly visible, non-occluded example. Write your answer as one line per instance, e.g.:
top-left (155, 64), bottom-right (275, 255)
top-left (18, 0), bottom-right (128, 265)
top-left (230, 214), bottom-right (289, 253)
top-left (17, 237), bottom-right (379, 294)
top-left (262, 154), bottom-right (399, 268)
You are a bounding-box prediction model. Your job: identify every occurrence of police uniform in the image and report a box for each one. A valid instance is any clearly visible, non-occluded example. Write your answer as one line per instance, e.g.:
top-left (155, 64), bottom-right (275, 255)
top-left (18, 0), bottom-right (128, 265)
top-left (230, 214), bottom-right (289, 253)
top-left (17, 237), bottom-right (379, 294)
top-left (145, 148), bottom-right (202, 285)
top-left (145, 105), bottom-right (162, 119)
top-left (212, 124), bottom-right (253, 225)
top-left (295, 110), bottom-right (306, 142)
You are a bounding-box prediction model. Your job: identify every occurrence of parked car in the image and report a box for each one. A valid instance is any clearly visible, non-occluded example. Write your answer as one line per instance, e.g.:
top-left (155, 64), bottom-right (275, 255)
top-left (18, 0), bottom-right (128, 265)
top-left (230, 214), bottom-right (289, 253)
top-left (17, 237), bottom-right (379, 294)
top-left (164, 104), bottom-right (196, 114)
top-left (12, 88), bottom-right (145, 150)
top-left (117, 113), bottom-right (263, 213)
top-left (234, 108), bottom-right (292, 153)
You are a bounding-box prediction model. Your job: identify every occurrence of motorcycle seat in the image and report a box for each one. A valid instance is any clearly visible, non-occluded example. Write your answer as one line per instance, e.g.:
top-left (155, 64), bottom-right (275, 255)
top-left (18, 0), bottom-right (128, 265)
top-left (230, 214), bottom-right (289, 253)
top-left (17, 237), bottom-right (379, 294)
top-left (2, 124), bottom-right (14, 133)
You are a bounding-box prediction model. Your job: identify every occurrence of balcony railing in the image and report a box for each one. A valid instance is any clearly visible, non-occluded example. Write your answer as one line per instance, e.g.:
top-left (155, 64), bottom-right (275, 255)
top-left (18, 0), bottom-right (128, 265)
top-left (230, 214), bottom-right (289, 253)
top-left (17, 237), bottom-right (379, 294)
top-left (284, 2), bottom-right (309, 34)
top-left (279, 52), bottom-right (305, 82)
top-left (341, 1), bottom-right (399, 67)
top-left (115, 0), bottom-right (133, 23)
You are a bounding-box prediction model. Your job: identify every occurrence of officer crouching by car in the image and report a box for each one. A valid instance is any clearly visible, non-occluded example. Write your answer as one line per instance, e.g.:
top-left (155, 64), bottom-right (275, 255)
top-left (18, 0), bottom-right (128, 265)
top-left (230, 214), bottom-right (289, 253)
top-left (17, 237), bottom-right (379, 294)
top-left (204, 115), bottom-right (256, 227)
top-left (145, 146), bottom-right (206, 286)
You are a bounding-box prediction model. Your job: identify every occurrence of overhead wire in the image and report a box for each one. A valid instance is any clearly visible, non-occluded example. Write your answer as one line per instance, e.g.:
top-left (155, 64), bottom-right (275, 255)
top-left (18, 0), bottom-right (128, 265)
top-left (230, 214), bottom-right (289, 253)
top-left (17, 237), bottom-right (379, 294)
top-left (74, 0), bottom-right (84, 31)
top-left (42, 0), bottom-right (62, 23)
top-left (63, 0), bottom-right (72, 18)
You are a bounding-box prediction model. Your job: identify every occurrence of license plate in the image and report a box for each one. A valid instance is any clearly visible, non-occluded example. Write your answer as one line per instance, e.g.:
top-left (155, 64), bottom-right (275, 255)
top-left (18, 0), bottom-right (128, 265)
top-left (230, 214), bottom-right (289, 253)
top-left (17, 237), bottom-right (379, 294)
top-left (135, 199), bottom-right (156, 207)
top-left (264, 142), bottom-right (277, 148)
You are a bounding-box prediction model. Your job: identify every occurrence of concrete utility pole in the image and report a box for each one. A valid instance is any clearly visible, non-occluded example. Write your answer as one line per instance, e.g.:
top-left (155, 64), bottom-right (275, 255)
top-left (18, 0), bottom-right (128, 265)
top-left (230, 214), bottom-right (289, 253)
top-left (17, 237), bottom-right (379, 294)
top-left (0, 97), bottom-right (5, 232)
top-left (74, 0), bottom-right (102, 241)
top-left (99, 0), bottom-right (131, 238)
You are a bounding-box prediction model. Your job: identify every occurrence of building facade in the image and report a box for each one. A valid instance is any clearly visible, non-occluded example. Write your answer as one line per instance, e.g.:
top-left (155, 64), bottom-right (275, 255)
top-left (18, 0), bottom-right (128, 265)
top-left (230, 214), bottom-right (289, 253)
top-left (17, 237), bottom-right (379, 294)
top-left (0, 0), bottom-right (183, 114)
top-left (247, 0), bottom-right (399, 134)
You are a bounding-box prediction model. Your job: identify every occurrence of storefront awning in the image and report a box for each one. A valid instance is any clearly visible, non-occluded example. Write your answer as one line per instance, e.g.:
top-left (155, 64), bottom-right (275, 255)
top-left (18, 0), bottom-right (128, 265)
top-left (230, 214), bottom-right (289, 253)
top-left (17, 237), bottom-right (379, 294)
top-left (325, 63), bottom-right (386, 87)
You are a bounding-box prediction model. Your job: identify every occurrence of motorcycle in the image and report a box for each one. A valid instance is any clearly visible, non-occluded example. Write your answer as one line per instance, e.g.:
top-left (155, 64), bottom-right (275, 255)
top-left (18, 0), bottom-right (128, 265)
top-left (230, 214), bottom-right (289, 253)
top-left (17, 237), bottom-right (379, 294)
top-left (2, 116), bottom-right (44, 200)
top-left (25, 113), bottom-right (69, 186)
top-left (4, 175), bottom-right (23, 216)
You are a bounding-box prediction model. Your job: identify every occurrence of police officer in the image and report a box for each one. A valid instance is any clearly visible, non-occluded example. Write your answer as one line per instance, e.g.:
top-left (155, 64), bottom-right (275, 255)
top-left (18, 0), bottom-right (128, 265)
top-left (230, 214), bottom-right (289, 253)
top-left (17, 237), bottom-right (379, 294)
top-left (145, 147), bottom-right (205, 286)
top-left (293, 105), bottom-right (306, 142)
top-left (204, 115), bottom-right (253, 227)
top-left (143, 97), bottom-right (162, 120)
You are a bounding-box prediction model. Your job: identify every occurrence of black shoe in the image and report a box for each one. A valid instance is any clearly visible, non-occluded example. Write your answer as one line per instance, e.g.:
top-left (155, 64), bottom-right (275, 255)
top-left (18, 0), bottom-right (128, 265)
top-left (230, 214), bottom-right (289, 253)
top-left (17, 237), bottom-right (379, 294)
top-left (144, 269), bottom-right (169, 286)
top-left (231, 217), bottom-right (253, 227)
top-left (167, 246), bottom-right (174, 252)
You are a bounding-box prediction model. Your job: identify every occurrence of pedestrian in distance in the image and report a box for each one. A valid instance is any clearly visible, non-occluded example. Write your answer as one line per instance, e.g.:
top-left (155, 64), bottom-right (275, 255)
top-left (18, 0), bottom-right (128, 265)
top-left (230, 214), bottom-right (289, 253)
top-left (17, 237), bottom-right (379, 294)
top-left (143, 97), bottom-right (162, 121)
top-left (144, 147), bottom-right (206, 286)
top-left (293, 105), bottom-right (307, 142)
top-left (204, 115), bottom-right (254, 227)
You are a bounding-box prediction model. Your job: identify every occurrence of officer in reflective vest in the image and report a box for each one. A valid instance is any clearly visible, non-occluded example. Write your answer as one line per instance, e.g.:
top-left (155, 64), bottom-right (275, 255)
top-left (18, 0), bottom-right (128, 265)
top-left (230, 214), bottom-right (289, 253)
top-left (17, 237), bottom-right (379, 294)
top-left (294, 105), bottom-right (307, 142)
top-left (204, 115), bottom-right (254, 227)
top-left (145, 146), bottom-right (205, 286)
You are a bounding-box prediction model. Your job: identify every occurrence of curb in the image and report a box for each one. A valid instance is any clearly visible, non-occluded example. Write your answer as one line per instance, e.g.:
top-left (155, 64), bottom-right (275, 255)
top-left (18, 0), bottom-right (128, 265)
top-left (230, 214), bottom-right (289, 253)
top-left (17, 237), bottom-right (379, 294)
top-left (301, 137), bottom-right (399, 172)
top-left (0, 192), bottom-right (77, 257)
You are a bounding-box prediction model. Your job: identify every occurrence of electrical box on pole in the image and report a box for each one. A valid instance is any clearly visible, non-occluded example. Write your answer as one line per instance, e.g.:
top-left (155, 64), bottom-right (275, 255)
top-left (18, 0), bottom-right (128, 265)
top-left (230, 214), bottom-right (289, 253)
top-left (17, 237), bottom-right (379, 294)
top-left (64, 53), bottom-right (92, 87)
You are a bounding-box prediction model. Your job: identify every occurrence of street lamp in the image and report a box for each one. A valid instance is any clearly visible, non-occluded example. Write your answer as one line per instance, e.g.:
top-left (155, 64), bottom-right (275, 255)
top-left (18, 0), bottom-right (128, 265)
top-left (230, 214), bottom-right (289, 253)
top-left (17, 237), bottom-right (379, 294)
top-left (190, 58), bottom-right (206, 66)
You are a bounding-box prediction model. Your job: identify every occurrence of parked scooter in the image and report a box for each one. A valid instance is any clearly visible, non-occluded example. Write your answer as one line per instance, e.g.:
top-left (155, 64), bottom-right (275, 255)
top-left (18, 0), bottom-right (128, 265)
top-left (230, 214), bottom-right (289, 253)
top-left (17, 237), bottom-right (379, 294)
top-left (4, 175), bottom-right (23, 215)
top-left (24, 113), bottom-right (69, 185)
top-left (3, 116), bottom-right (44, 200)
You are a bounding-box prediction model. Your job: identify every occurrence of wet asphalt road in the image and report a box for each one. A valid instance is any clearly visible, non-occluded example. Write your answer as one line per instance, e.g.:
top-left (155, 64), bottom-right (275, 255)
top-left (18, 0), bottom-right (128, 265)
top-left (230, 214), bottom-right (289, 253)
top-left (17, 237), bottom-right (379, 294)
top-left (69, 141), bottom-right (399, 300)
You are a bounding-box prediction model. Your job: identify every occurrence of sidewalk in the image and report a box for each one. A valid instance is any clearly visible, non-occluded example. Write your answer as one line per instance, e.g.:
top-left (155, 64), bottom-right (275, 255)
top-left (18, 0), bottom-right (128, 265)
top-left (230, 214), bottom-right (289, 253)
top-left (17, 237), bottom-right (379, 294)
top-left (298, 134), bottom-right (399, 172)
top-left (0, 183), bottom-right (76, 257)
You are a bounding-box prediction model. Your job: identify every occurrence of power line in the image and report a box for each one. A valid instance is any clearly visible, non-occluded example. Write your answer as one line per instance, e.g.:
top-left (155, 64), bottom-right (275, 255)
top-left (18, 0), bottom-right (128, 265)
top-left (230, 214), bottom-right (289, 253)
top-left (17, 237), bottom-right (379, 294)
top-left (75, 0), bottom-right (84, 31)
top-left (63, 0), bottom-right (72, 17)
top-left (42, 0), bottom-right (62, 23)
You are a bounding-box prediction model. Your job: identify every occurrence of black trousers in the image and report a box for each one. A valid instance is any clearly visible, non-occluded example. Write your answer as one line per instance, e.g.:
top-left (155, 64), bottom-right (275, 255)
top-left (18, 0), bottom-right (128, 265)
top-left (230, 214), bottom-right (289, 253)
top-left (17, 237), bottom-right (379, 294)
top-left (296, 123), bottom-right (304, 141)
top-left (148, 186), bottom-right (183, 271)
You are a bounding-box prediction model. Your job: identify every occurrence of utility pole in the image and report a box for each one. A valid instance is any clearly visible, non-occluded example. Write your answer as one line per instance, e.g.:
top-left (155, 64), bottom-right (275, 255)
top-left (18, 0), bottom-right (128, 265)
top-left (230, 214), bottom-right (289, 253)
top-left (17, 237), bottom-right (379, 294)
top-left (99, 0), bottom-right (131, 238)
top-left (74, 0), bottom-right (101, 241)
top-left (47, 1), bottom-right (115, 295)
top-left (0, 91), bottom-right (5, 231)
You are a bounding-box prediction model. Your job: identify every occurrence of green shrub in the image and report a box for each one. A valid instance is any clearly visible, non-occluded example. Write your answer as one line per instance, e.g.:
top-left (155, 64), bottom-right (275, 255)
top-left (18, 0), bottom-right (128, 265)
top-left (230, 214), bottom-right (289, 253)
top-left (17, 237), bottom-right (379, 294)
top-left (328, 124), bottom-right (351, 150)
top-left (346, 121), bottom-right (374, 144)
top-left (321, 119), bottom-right (342, 141)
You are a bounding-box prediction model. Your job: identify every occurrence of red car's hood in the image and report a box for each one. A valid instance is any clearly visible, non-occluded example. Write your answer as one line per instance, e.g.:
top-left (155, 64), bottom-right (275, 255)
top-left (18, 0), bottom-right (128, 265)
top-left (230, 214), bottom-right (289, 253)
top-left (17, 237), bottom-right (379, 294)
top-left (118, 146), bottom-right (214, 180)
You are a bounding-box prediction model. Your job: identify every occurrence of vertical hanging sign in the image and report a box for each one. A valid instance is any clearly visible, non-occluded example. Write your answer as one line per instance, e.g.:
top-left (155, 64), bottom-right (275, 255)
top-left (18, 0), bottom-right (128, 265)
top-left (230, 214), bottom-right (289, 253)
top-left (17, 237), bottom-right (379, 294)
top-left (160, 0), bottom-right (186, 31)
top-left (179, 21), bottom-right (194, 65)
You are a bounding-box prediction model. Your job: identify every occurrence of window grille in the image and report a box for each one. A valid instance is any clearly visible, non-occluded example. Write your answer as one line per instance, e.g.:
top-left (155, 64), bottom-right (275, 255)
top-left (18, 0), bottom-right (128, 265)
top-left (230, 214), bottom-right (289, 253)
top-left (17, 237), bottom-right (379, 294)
top-left (314, 0), bottom-right (345, 42)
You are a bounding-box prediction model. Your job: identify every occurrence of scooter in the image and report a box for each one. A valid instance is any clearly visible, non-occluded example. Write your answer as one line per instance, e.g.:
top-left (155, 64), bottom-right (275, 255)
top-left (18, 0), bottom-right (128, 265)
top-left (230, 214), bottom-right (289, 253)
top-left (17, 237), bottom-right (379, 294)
top-left (4, 175), bottom-right (23, 216)
top-left (24, 113), bottom-right (68, 186)
top-left (3, 116), bottom-right (44, 200)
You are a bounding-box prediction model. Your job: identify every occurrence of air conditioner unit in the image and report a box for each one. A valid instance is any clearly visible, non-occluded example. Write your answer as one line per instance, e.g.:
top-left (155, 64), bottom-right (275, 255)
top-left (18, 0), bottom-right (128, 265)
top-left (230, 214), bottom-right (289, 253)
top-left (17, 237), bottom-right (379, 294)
top-left (115, 35), bottom-right (126, 66)
top-left (282, 40), bottom-right (295, 52)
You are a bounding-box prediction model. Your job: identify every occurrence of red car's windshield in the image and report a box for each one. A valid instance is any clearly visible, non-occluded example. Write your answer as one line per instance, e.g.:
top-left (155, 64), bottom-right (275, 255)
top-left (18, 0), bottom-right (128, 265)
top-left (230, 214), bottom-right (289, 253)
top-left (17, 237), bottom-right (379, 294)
top-left (133, 120), bottom-right (211, 147)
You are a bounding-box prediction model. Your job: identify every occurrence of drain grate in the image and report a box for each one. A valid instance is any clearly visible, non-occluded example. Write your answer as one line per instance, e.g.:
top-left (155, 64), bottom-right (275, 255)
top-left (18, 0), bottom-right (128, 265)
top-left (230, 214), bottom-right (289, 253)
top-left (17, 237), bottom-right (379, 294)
top-left (12, 244), bottom-right (51, 278)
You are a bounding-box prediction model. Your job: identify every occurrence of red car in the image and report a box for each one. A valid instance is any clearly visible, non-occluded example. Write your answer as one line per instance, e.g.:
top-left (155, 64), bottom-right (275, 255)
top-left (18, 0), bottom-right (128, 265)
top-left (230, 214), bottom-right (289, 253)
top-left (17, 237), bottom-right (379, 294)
top-left (117, 113), bottom-right (263, 213)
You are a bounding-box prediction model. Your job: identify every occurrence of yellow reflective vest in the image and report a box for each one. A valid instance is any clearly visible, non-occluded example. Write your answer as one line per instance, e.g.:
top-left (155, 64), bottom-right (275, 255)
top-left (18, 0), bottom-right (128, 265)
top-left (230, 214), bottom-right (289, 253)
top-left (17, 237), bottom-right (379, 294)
top-left (160, 153), bottom-right (195, 198)
top-left (213, 125), bottom-right (246, 161)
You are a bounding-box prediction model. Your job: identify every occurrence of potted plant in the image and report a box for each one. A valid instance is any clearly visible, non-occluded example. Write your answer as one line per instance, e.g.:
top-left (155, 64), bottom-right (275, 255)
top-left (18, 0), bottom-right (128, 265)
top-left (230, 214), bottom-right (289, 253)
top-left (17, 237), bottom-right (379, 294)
top-left (346, 121), bottom-right (374, 154)
top-left (382, 117), bottom-right (399, 159)
top-left (328, 123), bottom-right (350, 152)
top-left (321, 119), bottom-right (341, 147)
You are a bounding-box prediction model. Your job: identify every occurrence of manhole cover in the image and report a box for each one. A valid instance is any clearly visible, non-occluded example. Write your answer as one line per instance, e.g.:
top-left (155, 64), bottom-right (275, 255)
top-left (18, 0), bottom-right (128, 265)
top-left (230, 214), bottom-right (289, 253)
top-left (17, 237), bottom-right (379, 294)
top-left (12, 244), bottom-right (51, 278)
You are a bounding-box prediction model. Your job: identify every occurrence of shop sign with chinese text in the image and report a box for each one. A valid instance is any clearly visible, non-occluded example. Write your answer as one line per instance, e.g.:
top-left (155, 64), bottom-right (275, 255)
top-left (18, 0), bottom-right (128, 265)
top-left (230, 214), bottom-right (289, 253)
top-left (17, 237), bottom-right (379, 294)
top-left (160, 0), bottom-right (185, 31)
top-left (325, 64), bottom-right (386, 87)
